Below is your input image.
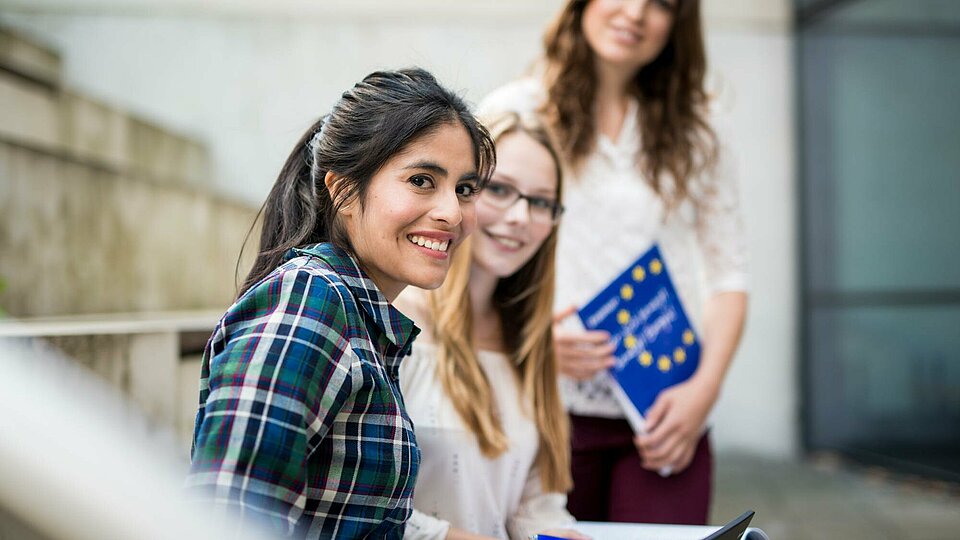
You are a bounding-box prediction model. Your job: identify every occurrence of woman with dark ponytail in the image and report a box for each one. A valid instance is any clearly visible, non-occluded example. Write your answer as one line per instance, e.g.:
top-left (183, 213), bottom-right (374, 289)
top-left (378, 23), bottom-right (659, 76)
top-left (187, 68), bottom-right (495, 539)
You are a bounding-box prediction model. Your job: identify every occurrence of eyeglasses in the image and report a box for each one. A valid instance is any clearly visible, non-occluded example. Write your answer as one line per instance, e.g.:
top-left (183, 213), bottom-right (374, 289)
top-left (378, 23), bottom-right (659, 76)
top-left (480, 180), bottom-right (564, 224)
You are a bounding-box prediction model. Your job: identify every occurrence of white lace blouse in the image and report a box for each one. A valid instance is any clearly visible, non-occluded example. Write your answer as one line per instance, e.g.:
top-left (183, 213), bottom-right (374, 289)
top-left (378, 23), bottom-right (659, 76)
top-left (479, 79), bottom-right (749, 418)
top-left (400, 341), bottom-right (575, 540)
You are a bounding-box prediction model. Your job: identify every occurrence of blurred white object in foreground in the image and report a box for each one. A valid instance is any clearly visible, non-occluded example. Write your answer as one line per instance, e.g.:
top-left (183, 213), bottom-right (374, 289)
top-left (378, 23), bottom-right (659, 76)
top-left (0, 337), bottom-right (274, 540)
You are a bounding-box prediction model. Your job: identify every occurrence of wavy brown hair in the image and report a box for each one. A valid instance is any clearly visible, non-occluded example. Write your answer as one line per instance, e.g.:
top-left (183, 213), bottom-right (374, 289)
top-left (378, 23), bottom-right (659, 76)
top-left (540, 0), bottom-right (717, 207)
top-left (427, 111), bottom-right (571, 493)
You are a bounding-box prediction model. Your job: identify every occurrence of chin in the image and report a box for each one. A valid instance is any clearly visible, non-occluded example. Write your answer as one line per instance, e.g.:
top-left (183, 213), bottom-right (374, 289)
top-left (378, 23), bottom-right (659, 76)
top-left (410, 270), bottom-right (448, 290)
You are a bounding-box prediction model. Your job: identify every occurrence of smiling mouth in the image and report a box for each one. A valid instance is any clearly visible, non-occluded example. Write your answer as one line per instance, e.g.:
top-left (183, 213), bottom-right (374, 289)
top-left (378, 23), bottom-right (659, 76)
top-left (611, 26), bottom-right (642, 42)
top-left (407, 234), bottom-right (449, 253)
top-left (485, 231), bottom-right (523, 250)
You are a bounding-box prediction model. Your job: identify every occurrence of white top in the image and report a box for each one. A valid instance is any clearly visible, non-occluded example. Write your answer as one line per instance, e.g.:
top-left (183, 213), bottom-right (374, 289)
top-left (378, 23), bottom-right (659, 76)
top-left (400, 341), bottom-right (575, 540)
top-left (479, 79), bottom-right (749, 418)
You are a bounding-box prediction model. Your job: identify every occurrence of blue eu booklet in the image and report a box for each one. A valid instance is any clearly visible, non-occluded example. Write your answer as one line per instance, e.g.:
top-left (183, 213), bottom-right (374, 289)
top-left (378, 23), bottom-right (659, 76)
top-left (577, 244), bottom-right (700, 434)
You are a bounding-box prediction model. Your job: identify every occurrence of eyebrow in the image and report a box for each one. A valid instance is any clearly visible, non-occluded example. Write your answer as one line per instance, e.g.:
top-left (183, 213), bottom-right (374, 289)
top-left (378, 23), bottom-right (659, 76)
top-left (402, 161), bottom-right (448, 177)
top-left (404, 160), bottom-right (480, 183)
top-left (491, 172), bottom-right (555, 196)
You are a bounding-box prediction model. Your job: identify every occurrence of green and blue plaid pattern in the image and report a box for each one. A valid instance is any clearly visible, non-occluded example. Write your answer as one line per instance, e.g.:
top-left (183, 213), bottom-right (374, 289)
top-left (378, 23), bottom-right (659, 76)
top-left (187, 243), bottom-right (421, 539)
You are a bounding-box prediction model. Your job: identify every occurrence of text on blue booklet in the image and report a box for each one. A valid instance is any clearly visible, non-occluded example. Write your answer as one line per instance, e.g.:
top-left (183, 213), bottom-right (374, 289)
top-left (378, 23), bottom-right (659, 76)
top-left (577, 244), bottom-right (700, 417)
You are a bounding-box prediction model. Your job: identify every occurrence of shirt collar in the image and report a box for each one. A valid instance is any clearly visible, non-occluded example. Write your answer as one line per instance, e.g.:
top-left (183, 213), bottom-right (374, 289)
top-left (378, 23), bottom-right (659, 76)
top-left (287, 243), bottom-right (420, 357)
top-left (597, 98), bottom-right (640, 161)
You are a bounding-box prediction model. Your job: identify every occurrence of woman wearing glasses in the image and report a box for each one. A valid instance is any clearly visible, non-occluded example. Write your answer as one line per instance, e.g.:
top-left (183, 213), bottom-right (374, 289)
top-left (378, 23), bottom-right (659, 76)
top-left (480, 0), bottom-right (748, 526)
top-left (396, 111), bottom-right (588, 540)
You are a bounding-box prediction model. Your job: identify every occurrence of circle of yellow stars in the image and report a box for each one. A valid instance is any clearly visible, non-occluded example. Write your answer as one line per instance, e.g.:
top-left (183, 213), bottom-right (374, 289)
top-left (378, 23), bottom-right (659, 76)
top-left (617, 255), bottom-right (693, 373)
top-left (624, 328), bottom-right (694, 373)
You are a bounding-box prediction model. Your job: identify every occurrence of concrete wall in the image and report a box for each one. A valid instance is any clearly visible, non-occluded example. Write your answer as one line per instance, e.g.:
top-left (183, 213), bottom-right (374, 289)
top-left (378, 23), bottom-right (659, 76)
top-left (0, 27), bottom-right (257, 317)
top-left (0, 0), bottom-right (799, 457)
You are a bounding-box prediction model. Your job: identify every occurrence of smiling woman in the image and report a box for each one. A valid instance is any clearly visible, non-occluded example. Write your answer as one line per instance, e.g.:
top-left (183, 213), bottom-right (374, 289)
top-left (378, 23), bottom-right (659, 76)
top-left (338, 123), bottom-right (483, 300)
top-left (185, 68), bottom-right (495, 540)
top-left (394, 111), bottom-right (586, 540)
top-left (479, 0), bottom-right (749, 527)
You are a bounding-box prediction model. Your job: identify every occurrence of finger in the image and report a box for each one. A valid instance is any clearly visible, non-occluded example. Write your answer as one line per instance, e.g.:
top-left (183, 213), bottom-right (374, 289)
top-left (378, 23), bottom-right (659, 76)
top-left (588, 354), bottom-right (616, 369)
top-left (643, 434), bottom-right (678, 464)
top-left (561, 364), bottom-right (595, 381)
top-left (643, 395), bottom-right (670, 432)
top-left (642, 416), bottom-right (680, 450)
top-left (643, 437), bottom-right (680, 470)
top-left (553, 305), bottom-right (578, 323)
top-left (672, 445), bottom-right (696, 473)
top-left (580, 330), bottom-right (613, 345)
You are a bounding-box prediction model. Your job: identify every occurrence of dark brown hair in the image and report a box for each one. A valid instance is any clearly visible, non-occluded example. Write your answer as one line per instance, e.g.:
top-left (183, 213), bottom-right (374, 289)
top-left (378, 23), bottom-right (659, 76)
top-left (239, 68), bottom-right (496, 295)
top-left (541, 0), bottom-right (717, 206)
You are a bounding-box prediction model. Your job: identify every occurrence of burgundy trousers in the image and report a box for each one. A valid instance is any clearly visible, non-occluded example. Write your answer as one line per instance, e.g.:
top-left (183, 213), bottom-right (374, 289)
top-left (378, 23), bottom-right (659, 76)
top-left (566, 414), bottom-right (713, 525)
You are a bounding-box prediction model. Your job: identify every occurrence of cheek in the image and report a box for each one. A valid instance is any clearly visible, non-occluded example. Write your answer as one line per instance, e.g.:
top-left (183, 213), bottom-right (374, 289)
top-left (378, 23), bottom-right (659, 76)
top-left (580, 4), bottom-right (605, 47)
top-left (529, 224), bottom-right (555, 251)
top-left (651, 15), bottom-right (675, 45)
top-left (475, 203), bottom-right (500, 229)
top-left (461, 203), bottom-right (479, 235)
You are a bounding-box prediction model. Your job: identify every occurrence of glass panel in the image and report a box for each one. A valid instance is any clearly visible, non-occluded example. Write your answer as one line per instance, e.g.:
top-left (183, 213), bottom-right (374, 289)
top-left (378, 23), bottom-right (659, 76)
top-left (808, 306), bottom-right (960, 474)
top-left (801, 32), bottom-right (960, 293)
top-left (832, 0), bottom-right (960, 26)
top-left (800, 0), bottom-right (960, 480)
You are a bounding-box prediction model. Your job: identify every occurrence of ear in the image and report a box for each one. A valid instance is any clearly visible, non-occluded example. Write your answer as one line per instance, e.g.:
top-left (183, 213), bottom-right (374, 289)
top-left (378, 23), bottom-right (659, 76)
top-left (324, 170), bottom-right (355, 216)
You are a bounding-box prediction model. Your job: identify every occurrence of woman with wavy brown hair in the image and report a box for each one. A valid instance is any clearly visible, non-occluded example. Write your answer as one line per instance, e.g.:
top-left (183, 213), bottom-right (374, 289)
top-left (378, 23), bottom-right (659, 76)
top-left (395, 111), bottom-right (588, 540)
top-left (480, 0), bottom-right (749, 525)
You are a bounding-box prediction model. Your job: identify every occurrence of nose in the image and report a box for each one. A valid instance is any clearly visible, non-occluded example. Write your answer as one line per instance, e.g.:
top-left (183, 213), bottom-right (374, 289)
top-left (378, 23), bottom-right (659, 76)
top-left (622, 0), bottom-right (647, 20)
top-left (503, 197), bottom-right (532, 225)
top-left (430, 189), bottom-right (463, 227)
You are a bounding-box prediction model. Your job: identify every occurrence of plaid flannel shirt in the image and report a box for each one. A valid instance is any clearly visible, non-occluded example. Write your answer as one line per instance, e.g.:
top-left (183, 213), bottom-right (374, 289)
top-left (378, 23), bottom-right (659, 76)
top-left (187, 243), bottom-right (421, 539)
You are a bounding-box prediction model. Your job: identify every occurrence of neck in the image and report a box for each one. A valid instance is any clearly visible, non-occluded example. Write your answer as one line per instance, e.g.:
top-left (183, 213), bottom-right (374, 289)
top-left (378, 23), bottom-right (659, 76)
top-left (468, 265), bottom-right (499, 323)
top-left (594, 59), bottom-right (635, 107)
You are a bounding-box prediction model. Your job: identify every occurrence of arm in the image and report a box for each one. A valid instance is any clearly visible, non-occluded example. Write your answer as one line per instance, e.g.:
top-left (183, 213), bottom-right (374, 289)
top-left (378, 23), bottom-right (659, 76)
top-left (635, 136), bottom-right (750, 473)
top-left (507, 466), bottom-right (589, 540)
top-left (635, 292), bottom-right (747, 472)
top-left (187, 269), bottom-right (351, 536)
top-left (404, 505), bottom-right (497, 540)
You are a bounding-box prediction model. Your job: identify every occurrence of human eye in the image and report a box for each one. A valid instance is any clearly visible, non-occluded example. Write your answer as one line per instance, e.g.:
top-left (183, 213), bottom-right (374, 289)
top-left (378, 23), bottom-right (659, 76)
top-left (528, 196), bottom-right (556, 211)
top-left (408, 174), bottom-right (435, 189)
top-left (653, 0), bottom-right (677, 11)
top-left (484, 181), bottom-right (513, 199)
top-left (456, 181), bottom-right (481, 200)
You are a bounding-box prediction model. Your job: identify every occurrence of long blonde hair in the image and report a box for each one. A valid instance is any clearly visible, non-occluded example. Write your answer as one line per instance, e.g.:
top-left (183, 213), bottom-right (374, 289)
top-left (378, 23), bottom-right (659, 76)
top-left (427, 111), bottom-right (571, 493)
top-left (540, 0), bottom-right (717, 207)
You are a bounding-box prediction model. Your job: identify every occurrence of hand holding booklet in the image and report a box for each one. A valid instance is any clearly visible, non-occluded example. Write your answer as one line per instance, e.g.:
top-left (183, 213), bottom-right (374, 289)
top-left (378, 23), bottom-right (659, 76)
top-left (576, 244), bottom-right (700, 435)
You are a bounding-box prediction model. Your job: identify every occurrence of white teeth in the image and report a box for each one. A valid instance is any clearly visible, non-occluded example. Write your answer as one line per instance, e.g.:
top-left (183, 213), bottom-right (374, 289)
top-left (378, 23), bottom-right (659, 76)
top-left (490, 234), bottom-right (521, 249)
top-left (612, 27), bottom-right (641, 41)
top-left (407, 235), bottom-right (449, 253)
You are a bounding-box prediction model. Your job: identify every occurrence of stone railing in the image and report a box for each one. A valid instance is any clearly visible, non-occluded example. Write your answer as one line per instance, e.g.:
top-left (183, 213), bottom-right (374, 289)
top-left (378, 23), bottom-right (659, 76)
top-left (0, 311), bottom-right (219, 447)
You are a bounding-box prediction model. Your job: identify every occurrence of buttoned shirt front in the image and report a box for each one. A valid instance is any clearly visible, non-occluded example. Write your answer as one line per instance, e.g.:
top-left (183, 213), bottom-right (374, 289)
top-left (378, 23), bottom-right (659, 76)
top-left (188, 243), bottom-right (421, 539)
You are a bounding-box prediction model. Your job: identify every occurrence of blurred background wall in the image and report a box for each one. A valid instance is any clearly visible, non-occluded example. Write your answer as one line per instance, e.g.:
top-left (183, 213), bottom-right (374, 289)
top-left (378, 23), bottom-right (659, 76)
top-left (0, 25), bottom-right (255, 317)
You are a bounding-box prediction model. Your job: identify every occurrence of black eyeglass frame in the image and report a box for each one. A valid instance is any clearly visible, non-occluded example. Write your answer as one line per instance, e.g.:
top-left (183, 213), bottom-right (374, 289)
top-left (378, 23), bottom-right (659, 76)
top-left (480, 180), bottom-right (565, 223)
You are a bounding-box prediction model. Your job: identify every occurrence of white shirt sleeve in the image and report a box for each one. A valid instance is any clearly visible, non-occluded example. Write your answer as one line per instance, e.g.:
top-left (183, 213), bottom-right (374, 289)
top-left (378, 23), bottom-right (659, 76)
top-left (506, 466), bottom-right (576, 540)
top-left (694, 136), bottom-right (750, 295)
top-left (477, 78), bottom-right (544, 118)
top-left (404, 508), bottom-right (451, 540)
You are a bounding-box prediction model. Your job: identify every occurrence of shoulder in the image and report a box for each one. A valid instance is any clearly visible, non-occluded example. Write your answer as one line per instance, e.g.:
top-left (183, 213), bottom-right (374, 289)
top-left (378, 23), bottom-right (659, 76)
top-left (206, 260), bottom-right (364, 404)
top-left (245, 256), bottom-right (354, 313)
top-left (392, 287), bottom-right (434, 342)
top-left (477, 77), bottom-right (546, 117)
top-left (222, 256), bottom-right (362, 352)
